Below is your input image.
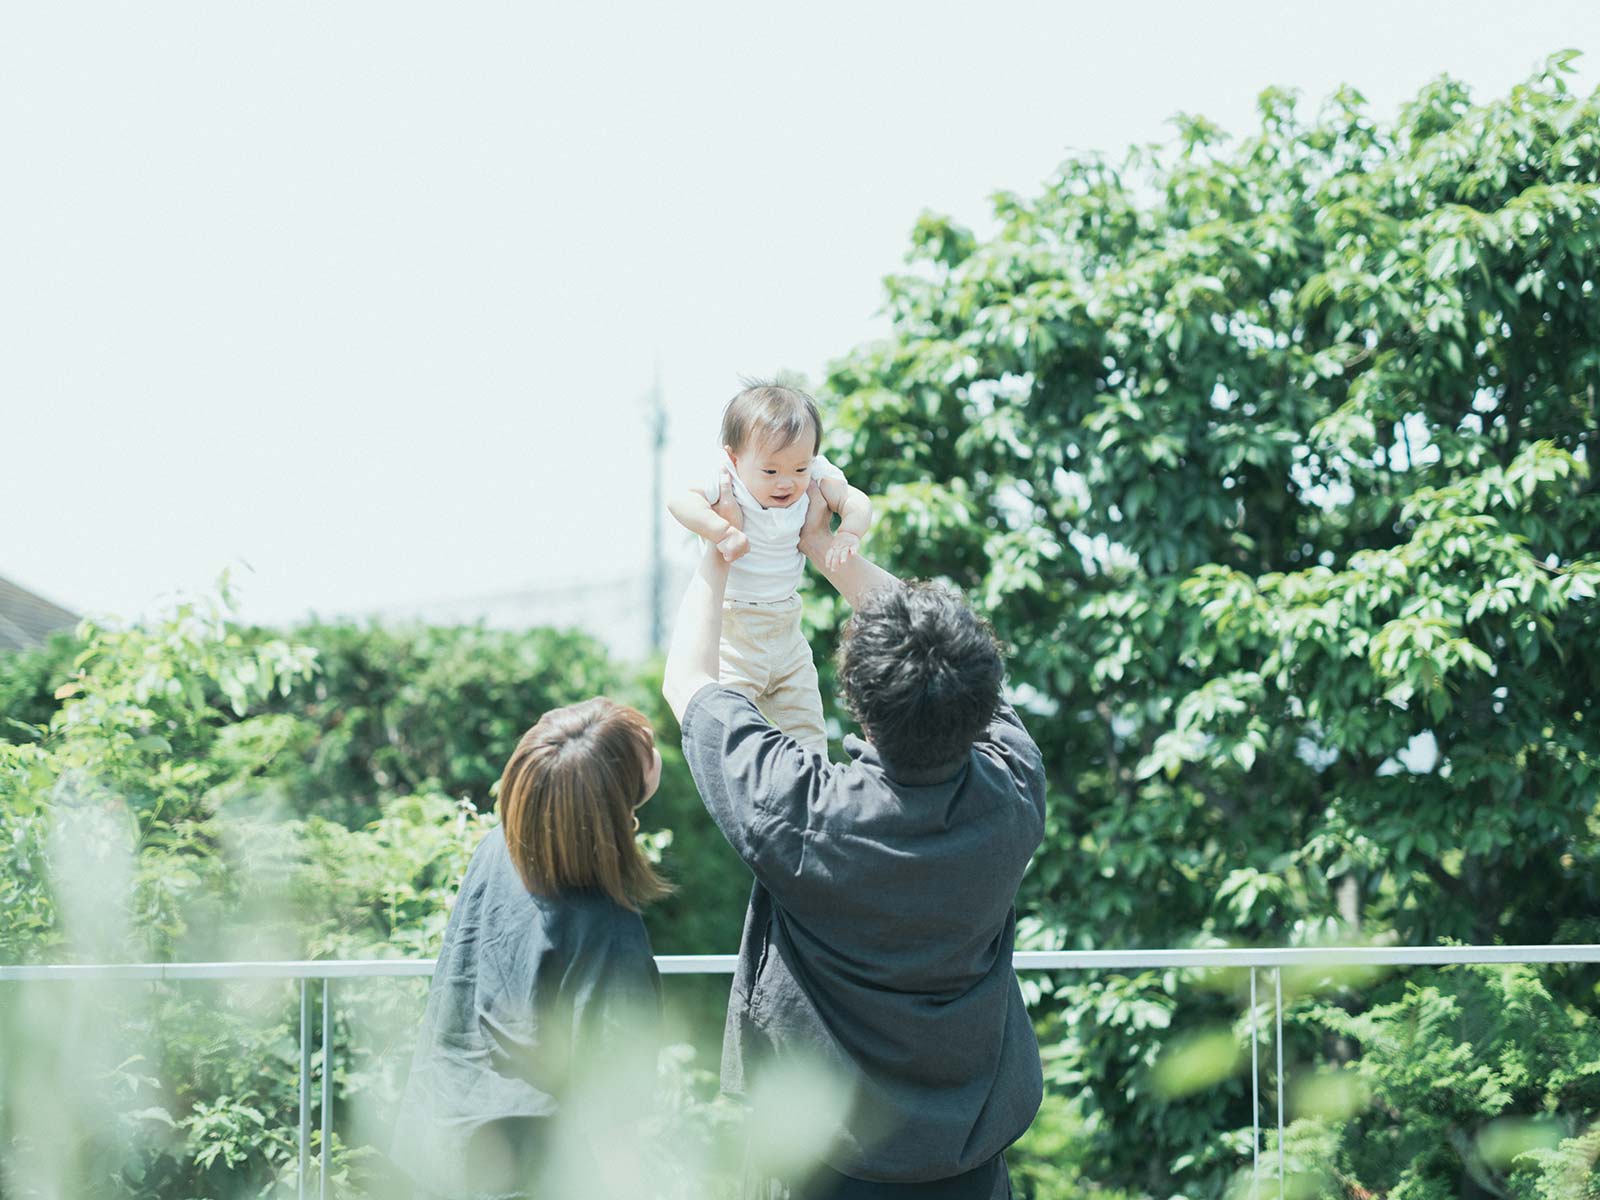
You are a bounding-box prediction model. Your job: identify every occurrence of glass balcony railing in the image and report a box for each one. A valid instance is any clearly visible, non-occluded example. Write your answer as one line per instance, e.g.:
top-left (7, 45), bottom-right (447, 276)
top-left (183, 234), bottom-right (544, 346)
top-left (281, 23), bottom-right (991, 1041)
top-left (2, 945), bottom-right (1597, 1199)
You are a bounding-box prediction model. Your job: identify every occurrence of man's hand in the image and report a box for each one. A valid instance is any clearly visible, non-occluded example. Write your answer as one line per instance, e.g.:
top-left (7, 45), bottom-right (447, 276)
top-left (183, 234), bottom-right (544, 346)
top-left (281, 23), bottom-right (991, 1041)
top-left (801, 481), bottom-right (860, 568)
top-left (711, 470), bottom-right (742, 528)
top-left (663, 543), bottom-right (731, 722)
top-left (799, 479), bottom-right (899, 610)
top-left (798, 481), bottom-right (833, 560)
top-left (823, 531), bottom-right (860, 571)
top-left (710, 471), bottom-right (749, 562)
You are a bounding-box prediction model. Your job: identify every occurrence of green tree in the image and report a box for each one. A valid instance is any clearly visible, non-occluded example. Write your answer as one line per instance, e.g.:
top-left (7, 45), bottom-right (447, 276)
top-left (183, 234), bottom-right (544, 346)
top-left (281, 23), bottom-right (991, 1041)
top-left (814, 54), bottom-right (1600, 1197)
top-left (257, 621), bottom-right (619, 824)
top-left (1296, 963), bottom-right (1600, 1199)
top-left (0, 628), bottom-right (79, 742)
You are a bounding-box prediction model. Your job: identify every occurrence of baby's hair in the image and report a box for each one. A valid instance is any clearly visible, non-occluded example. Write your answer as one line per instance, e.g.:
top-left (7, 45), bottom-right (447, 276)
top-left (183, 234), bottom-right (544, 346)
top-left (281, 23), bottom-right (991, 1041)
top-left (720, 378), bottom-right (822, 456)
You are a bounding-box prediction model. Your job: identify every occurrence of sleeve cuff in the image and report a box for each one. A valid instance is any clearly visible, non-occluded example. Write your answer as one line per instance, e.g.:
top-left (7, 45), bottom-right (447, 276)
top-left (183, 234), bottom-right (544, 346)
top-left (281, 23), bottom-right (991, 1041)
top-left (680, 680), bottom-right (728, 742)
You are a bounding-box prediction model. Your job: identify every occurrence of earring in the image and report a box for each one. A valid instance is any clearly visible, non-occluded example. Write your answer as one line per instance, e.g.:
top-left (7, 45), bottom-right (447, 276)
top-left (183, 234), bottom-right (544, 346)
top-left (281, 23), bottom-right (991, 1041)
top-left (630, 812), bottom-right (641, 834)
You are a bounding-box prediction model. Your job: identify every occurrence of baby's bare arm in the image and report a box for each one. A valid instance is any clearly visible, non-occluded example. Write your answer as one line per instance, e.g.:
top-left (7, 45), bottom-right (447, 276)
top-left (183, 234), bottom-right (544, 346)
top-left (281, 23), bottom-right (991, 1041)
top-left (800, 482), bottom-right (899, 608)
top-left (818, 476), bottom-right (873, 539)
top-left (668, 485), bottom-right (736, 542)
top-left (814, 475), bottom-right (873, 570)
top-left (669, 475), bottom-right (749, 564)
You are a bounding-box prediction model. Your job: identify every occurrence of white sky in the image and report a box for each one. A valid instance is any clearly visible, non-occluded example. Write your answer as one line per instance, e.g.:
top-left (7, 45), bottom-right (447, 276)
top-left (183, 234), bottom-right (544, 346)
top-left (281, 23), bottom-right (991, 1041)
top-left (5, 1), bottom-right (1597, 639)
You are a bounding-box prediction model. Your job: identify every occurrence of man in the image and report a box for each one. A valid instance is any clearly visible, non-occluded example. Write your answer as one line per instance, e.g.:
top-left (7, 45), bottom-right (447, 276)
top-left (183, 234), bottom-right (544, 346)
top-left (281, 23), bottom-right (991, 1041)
top-left (663, 481), bottom-right (1047, 1200)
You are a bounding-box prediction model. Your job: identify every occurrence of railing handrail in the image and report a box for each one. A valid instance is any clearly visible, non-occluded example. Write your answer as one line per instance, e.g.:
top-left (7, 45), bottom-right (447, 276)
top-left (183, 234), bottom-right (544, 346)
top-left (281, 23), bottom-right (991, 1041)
top-left (3, 943), bottom-right (1598, 982)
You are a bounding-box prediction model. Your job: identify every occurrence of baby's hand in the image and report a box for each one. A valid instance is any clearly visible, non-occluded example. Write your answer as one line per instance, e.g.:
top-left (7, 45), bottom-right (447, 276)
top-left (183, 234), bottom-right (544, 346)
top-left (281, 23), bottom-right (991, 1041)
top-left (716, 527), bottom-right (750, 564)
top-left (824, 531), bottom-right (860, 571)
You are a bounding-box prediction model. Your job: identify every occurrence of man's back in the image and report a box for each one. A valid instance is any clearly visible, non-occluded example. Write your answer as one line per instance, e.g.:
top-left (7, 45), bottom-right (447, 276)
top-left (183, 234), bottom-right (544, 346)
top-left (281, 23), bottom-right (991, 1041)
top-left (681, 684), bottom-right (1047, 1183)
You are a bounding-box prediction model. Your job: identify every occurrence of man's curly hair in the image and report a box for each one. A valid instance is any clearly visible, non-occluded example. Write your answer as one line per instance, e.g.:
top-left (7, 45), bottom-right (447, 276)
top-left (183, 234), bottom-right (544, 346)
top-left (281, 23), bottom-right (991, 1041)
top-left (837, 581), bottom-right (1004, 766)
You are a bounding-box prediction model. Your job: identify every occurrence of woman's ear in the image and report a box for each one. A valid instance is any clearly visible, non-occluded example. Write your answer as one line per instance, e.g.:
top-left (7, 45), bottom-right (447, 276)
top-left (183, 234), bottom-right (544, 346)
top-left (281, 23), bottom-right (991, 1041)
top-left (641, 746), bottom-right (662, 805)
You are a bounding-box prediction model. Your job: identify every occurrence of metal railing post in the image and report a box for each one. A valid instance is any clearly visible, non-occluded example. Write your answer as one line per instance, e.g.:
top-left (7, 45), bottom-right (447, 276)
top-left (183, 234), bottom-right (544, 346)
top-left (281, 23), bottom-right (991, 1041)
top-left (298, 977), bottom-right (310, 1200)
top-left (1249, 967), bottom-right (1260, 1198)
top-left (1275, 967), bottom-right (1285, 1200)
top-left (321, 977), bottom-right (332, 1200)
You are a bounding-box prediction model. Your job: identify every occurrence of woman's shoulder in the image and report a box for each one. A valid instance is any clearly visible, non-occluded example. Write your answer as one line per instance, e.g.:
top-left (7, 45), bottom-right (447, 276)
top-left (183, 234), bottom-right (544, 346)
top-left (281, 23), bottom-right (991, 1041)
top-left (565, 901), bottom-right (657, 969)
top-left (460, 827), bottom-right (651, 947)
top-left (471, 831), bottom-right (618, 907)
top-left (459, 824), bottom-right (516, 894)
top-left (551, 889), bottom-right (653, 940)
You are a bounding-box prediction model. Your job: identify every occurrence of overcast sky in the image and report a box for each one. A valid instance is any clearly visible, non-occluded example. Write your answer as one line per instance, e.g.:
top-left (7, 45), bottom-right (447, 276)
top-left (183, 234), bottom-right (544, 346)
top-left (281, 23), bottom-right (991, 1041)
top-left (5, 1), bottom-right (1597, 639)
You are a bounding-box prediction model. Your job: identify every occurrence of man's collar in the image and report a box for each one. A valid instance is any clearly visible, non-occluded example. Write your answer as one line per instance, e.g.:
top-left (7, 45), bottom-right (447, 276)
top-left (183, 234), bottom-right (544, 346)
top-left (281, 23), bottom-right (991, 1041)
top-left (842, 733), bottom-right (967, 786)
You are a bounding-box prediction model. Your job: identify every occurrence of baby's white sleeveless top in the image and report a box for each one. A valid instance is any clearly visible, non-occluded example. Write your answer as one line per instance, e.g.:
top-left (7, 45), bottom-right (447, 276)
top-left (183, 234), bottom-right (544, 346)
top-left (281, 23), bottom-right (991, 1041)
top-left (702, 452), bottom-right (845, 602)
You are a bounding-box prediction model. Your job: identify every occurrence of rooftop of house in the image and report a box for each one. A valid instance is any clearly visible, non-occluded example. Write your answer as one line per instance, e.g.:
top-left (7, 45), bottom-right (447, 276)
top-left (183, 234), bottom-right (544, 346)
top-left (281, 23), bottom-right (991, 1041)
top-left (0, 574), bottom-right (79, 652)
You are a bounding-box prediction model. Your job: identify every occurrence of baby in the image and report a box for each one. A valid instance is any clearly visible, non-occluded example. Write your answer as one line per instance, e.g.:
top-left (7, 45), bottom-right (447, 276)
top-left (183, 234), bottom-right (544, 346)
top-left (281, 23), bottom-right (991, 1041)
top-left (667, 381), bottom-right (872, 755)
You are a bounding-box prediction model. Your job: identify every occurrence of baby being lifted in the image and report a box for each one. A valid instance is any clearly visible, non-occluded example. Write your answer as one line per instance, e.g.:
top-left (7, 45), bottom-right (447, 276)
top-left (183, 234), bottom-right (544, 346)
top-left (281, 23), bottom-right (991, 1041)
top-left (667, 380), bottom-right (872, 756)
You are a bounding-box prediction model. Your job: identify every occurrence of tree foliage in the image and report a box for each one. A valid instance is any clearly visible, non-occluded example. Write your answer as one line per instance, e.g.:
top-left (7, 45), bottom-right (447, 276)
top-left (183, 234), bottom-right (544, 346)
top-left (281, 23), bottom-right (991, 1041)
top-left (1297, 963), bottom-right (1600, 1198)
top-left (262, 621), bottom-right (617, 822)
top-left (815, 54), bottom-right (1600, 1197)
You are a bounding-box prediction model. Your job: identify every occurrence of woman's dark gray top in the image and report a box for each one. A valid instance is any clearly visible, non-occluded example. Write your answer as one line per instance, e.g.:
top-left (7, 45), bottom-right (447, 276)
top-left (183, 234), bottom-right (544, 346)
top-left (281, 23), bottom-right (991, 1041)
top-left (681, 684), bottom-right (1047, 1185)
top-left (390, 826), bottom-right (661, 1198)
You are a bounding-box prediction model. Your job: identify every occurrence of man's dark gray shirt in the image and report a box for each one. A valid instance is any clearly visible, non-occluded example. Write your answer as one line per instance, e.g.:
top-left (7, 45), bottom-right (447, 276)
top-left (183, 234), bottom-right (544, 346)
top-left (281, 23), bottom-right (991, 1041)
top-left (681, 684), bottom-right (1047, 1184)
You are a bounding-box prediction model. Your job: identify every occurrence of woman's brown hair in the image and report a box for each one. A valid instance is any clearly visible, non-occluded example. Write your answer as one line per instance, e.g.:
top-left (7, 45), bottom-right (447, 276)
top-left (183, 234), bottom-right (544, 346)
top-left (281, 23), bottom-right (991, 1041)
top-left (497, 697), bottom-right (672, 911)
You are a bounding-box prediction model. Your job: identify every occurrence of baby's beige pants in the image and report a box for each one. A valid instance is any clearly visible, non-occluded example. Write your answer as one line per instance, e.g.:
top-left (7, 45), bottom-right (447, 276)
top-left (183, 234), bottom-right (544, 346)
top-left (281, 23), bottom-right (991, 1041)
top-left (719, 595), bottom-right (828, 755)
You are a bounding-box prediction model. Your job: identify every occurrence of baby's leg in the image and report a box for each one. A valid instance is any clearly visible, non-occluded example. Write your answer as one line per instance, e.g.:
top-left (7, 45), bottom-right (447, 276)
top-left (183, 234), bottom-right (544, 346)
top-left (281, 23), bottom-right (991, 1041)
top-left (718, 604), bottom-right (771, 705)
top-left (762, 630), bottom-right (829, 758)
top-left (722, 599), bottom-right (827, 756)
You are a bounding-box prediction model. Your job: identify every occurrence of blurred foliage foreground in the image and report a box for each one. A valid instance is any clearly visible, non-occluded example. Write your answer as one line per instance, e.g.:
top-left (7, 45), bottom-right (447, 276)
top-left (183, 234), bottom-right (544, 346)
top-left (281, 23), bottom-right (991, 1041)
top-left (0, 602), bottom-right (757, 1199)
top-left (5, 55), bottom-right (1600, 1200)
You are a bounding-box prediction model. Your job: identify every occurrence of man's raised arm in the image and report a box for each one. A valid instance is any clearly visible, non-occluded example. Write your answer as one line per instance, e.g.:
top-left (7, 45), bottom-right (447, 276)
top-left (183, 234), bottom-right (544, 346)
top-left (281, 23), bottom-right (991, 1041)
top-left (662, 543), bottom-right (731, 723)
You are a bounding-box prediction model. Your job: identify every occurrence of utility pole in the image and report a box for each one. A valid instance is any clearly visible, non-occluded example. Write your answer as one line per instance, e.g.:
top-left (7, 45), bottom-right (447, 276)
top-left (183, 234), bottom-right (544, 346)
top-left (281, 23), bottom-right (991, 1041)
top-left (647, 362), bottom-right (667, 656)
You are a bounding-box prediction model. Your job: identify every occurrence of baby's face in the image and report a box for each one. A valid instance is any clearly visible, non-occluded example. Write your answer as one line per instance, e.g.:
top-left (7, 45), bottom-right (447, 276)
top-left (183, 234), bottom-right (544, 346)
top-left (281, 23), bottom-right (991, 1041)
top-left (726, 433), bottom-right (815, 510)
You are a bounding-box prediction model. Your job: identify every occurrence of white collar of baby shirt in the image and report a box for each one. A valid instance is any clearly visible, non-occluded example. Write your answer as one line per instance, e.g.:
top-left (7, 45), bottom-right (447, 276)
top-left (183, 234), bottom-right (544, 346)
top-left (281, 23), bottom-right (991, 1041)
top-left (711, 451), bottom-right (845, 535)
top-left (707, 452), bottom-right (847, 603)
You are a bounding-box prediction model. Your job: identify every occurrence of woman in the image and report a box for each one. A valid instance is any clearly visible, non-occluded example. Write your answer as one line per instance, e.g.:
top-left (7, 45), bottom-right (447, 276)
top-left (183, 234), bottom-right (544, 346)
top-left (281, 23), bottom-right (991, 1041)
top-left (391, 697), bottom-right (672, 1199)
